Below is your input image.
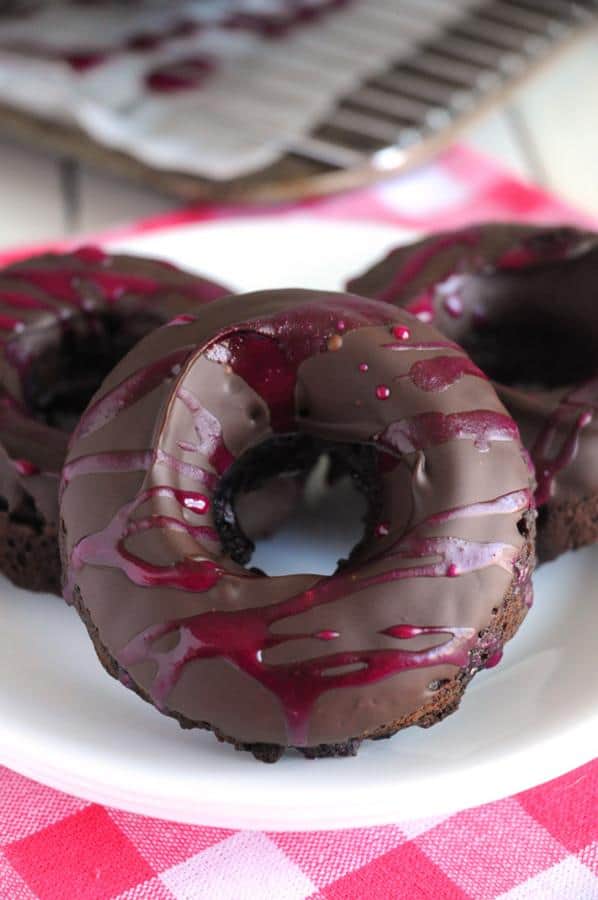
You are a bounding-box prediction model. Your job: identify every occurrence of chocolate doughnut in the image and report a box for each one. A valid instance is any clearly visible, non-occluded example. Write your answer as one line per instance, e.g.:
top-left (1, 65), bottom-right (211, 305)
top-left (61, 288), bottom-right (535, 761)
top-left (347, 224), bottom-right (598, 562)
top-left (0, 246), bottom-right (229, 593)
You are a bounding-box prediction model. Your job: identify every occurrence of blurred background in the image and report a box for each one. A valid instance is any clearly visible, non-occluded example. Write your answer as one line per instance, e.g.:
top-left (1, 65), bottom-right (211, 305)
top-left (0, 0), bottom-right (596, 247)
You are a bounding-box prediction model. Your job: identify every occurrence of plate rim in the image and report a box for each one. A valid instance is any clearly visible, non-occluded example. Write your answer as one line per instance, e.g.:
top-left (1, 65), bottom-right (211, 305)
top-left (2, 716), bottom-right (596, 831)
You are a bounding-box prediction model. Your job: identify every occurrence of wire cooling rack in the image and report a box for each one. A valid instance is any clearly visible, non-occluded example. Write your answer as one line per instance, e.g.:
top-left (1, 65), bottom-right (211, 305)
top-left (0, 0), bottom-right (595, 200)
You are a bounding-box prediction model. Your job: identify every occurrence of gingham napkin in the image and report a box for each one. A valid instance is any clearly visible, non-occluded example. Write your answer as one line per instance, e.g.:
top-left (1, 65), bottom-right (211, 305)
top-left (0, 146), bottom-right (596, 900)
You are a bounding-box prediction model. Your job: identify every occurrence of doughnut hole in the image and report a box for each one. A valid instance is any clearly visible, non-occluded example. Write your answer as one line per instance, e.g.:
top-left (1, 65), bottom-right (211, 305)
top-left (435, 258), bottom-right (598, 391)
top-left (11, 309), bottom-right (165, 431)
top-left (460, 311), bottom-right (596, 390)
top-left (213, 435), bottom-right (385, 576)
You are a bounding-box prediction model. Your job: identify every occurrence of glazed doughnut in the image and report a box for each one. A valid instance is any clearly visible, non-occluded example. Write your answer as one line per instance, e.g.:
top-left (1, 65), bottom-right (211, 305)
top-left (0, 246), bottom-right (229, 593)
top-left (347, 224), bottom-right (598, 562)
top-left (61, 288), bottom-right (535, 761)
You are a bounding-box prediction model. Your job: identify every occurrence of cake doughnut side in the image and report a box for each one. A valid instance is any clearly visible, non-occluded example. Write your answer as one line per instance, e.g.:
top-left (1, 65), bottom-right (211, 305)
top-left (348, 224), bottom-right (598, 561)
top-left (61, 288), bottom-right (535, 761)
top-left (0, 246), bottom-right (230, 592)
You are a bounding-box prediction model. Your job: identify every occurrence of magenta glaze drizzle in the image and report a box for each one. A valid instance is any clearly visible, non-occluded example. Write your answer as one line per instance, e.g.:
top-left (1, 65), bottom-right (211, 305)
top-left (0, 314), bottom-right (24, 332)
top-left (64, 299), bottom-right (531, 745)
top-left (383, 228), bottom-right (583, 324)
top-left (376, 230), bottom-right (479, 306)
top-left (404, 276), bottom-right (470, 325)
top-left (66, 463), bottom-right (528, 744)
top-left (207, 332), bottom-right (301, 433)
top-left (202, 301), bottom-right (401, 432)
top-left (13, 458), bottom-right (39, 476)
top-left (484, 649), bottom-right (503, 668)
top-left (75, 480), bottom-right (520, 741)
top-left (62, 448), bottom-right (219, 499)
top-left (378, 410), bottom-right (519, 454)
top-left (398, 356), bottom-right (487, 393)
top-left (495, 231), bottom-right (581, 270)
top-left (73, 245), bottom-right (107, 265)
top-left (121, 616), bottom-right (476, 743)
top-left (62, 449), bottom-right (153, 490)
top-left (108, 485), bottom-right (525, 744)
top-left (176, 387), bottom-right (235, 476)
top-left (72, 348), bottom-right (194, 442)
top-left (167, 314), bottom-right (197, 327)
top-left (7, 257), bottom-right (224, 306)
top-left (69, 484), bottom-right (220, 594)
top-left (531, 382), bottom-right (597, 505)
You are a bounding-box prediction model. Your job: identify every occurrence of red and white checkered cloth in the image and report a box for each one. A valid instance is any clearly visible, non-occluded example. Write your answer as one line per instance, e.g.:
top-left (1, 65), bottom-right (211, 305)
top-left (0, 146), bottom-right (596, 900)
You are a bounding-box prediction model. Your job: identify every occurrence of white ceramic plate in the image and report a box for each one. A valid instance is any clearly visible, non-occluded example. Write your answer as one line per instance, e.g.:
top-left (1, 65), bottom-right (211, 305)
top-left (1, 218), bottom-right (597, 831)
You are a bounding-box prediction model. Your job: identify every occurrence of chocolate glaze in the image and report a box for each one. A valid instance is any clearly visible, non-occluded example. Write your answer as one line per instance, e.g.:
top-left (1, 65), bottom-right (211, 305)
top-left (0, 246), bottom-right (229, 590)
top-left (61, 288), bottom-right (534, 755)
top-left (347, 224), bottom-right (598, 561)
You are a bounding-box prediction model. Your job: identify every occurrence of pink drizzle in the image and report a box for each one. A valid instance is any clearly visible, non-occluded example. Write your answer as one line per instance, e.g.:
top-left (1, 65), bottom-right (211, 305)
top-left (378, 410), bottom-right (519, 454)
top-left (73, 348), bottom-right (193, 441)
top-left (0, 314), bottom-right (24, 332)
top-left (495, 231), bottom-right (581, 270)
top-left (121, 616), bottom-right (476, 743)
top-left (73, 245), bottom-right (107, 265)
top-left (13, 458), bottom-right (39, 476)
top-left (204, 299), bottom-right (399, 433)
top-left (116, 487), bottom-right (522, 742)
top-left (69, 485), bottom-right (220, 594)
top-left (7, 259), bottom-right (225, 306)
top-left (62, 449), bottom-right (153, 489)
top-left (401, 356), bottom-right (487, 393)
top-left (68, 480), bottom-right (527, 743)
top-left (531, 379), bottom-right (598, 505)
top-left (167, 314), bottom-right (197, 327)
top-left (0, 290), bottom-right (54, 312)
top-left (176, 387), bottom-right (234, 476)
top-left (375, 230), bottom-right (479, 305)
top-left (484, 649), bottom-right (503, 668)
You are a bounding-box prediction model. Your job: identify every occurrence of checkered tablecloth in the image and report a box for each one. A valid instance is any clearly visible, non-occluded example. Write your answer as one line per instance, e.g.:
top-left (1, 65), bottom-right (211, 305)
top-left (0, 146), bottom-right (596, 900)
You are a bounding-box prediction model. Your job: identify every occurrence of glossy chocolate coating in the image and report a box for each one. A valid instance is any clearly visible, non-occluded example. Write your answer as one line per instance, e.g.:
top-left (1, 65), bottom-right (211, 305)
top-left (348, 224), bottom-right (598, 560)
top-left (61, 288), bottom-right (534, 752)
top-left (0, 246), bottom-right (229, 583)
